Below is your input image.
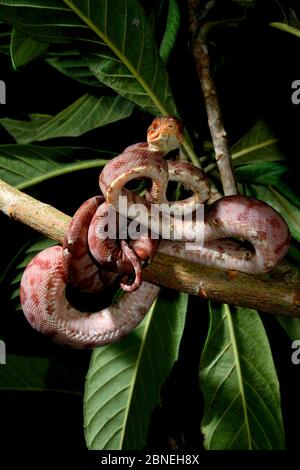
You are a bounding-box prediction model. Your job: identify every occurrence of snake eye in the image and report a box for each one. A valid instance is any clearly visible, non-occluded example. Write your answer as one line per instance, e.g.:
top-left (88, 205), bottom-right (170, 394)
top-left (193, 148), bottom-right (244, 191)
top-left (149, 120), bottom-right (159, 132)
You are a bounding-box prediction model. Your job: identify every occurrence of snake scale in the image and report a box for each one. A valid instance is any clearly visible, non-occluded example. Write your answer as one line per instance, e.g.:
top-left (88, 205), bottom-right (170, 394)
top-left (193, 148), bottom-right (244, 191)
top-left (20, 116), bottom-right (290, 348)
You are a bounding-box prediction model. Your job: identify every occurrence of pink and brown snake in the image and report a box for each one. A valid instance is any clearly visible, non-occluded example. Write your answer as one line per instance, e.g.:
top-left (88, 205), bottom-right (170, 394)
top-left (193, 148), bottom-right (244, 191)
top-left (20, 116), bottom-right (291, 348)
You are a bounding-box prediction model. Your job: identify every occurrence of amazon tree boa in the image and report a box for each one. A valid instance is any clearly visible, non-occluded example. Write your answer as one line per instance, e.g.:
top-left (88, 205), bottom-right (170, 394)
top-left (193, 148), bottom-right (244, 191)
top-left (20, 116), bottom-right (290, 347)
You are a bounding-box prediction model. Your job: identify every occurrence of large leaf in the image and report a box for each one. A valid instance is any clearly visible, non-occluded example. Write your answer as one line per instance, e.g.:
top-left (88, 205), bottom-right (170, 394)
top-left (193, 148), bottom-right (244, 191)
top-left (200, 303), bottom-right (284, 449)
top-left (246, 184), bottom-right (300, 242)
top-left (0, 1), bottom-right (198, 163)
top-left (0, 0), bottom-right (177, 115)
top-left (159, 0), bottom-right (180, 64)
top-left (270, 22), bottom-right (300, 39)
top-left (235, 161), bottom-right (288, 185)
top-left (0, 352), bottom-right (86, 394)
top-left (84, 291), bottom-right (188, 450)
top-left (0, 0), bottom-right (104, 46)
top-left (0, 355), bottom-right (49, 389)
top-left (277, 317), bottom-right (300, 342)
top-left (10, 28), bottom-right (48, 68)
top-left (0, 144), bottom-right (111, 189)
top-left (46, 48), bottom-right (105, 87)
top-left (0, 93), bottom-right (134, 143)
top-left (0, 19), bottom-right (11, 55)
top-left (274, 180), bottom-right (300, 211)
top-left (231, 120), bottom-right (285, 166)
top-left (70, 0), bottom-right (177, 116)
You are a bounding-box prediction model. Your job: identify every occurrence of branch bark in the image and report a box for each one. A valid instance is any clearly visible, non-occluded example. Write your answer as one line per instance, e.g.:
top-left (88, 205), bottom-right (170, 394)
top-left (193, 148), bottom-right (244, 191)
top-left (0, 179), bottom-right (299, 317)
top-left (188, 0), bottom-right (238, 196)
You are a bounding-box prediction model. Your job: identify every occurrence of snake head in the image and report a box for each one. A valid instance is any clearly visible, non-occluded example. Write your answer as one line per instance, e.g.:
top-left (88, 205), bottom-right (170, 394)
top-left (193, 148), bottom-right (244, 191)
top-left (147, 115), bottom-right (184, 153)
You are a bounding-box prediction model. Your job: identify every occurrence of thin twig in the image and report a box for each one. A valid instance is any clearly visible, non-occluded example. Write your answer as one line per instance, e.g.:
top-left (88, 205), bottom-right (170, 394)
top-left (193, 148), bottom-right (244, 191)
top-left (188, 0), bottom-right (238, 196)
top-left (0, 179), bottom-right (299, 317)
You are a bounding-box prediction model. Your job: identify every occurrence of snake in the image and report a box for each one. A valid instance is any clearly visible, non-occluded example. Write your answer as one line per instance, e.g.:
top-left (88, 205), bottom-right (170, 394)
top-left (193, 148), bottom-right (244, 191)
top-left (20, 116), bottom-right (291, 348)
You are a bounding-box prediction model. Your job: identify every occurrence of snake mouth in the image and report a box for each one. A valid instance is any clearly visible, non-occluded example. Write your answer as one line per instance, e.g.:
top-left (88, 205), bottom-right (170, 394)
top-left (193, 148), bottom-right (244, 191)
top-left (148, 134), bottom-right (182, 153)
top-left (147, 115), bottom-right (184, 152)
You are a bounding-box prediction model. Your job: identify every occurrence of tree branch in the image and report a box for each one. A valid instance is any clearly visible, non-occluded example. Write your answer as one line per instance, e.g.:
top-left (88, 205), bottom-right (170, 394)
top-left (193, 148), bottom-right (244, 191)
top-left (0, 179), bottom-right (69, 244)
top-left (0, 179), bottom-right (299, 317)
top-left (188, 0), bottom-right (238, 196)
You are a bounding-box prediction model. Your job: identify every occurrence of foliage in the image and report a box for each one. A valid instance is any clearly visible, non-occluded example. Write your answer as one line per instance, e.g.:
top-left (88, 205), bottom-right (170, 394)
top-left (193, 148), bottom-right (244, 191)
top-left (0, 0), bottom-right (300, 454)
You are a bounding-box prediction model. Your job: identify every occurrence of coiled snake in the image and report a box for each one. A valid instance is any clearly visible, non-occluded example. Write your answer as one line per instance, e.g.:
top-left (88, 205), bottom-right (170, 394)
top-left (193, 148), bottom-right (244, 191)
top-left (20, 116), bottom-right (290, 348)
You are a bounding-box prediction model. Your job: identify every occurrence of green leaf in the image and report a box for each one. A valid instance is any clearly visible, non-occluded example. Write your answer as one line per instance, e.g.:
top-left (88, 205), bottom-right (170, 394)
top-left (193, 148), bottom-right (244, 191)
top-left (0, 0), bottom-right (177, 115)
top-left (70, 0), bottom-right (177, 116)
top-left (0, 93), bottom-right (134, 143)
top-left (46, 48), bottom-right (105, 87)
top-left (246, 184), bottom-right (300, 242)
top-left (0, 144), bottom-right (112, 189)
top-left (84, 291), bottom-right (188, 450)
top-left (270, 22), bottom-right (300, 39)
top-left (235, 162), bottom-right (288, 185)
top-left (0, 355), bottom-right (49, 390)
top-left (0, 0), bottom-right (103, 46)
top-left (231, 120), bottom-right (285, 166)
top-left (0, 1), bottom-right (198, 163)
top-left (10, 28), bottom-right (48, 69)
top-left (0, 352), bottom-right (86, 394)
top-left (200, 303), bottom-right (284, 449)
top-left (274, 180), bottom-right (300, 210)
top-left (0, 19), bottom-right (11, 55)
top-left (277, 317), bottom-right (300, 342)
top-left (159, 0), bottom-right (180, 64)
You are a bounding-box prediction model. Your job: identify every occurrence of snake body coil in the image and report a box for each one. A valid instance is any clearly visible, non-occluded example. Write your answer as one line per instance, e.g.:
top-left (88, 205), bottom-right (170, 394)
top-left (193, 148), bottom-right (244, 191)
top-left (20, 117), bottom-right (290, 348)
